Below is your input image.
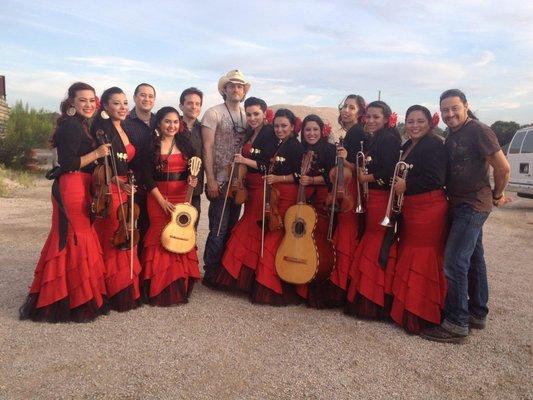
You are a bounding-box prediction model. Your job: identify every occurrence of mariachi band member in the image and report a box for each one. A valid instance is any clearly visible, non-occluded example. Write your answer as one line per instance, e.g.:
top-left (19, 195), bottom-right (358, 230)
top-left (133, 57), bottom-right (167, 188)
top-left (252, 108), bottom-right (305, 305)
top-left (294, 114), bottom-right (337, 306)
top-left (20, 82), bottom-right (110, 322)
top-left (140, 106), bottom-right (200, 306)
top-left (91, 87), bottom-right (142, 312)
top-left (326, 94), bottom-right (367, 307)
top-left (390, 105), bottom-right (448, 334)
top-left (214, 97), bottom-right (278, 292)
top-left (345, 100), bottom-right (402, 319)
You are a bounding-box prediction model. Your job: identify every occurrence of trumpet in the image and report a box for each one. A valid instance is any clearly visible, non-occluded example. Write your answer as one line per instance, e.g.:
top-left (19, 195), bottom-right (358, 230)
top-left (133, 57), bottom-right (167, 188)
top-left (355, 141), bottom-right (368, 214)
top-left (380, 151), bottom-right (412, 227)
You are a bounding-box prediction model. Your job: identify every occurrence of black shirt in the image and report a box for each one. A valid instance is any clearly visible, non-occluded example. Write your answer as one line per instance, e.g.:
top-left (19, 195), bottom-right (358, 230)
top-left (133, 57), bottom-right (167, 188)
top-left (56, 116), bottom-right (97, 174)
top-left (366, 128), bottom-right (402, 190)
top-left (246, 125), bottom-right (278, 174)
top-left (92, 121), bottom-right (133, 177)
top-left (182, 120), bottom-right (204, 196)
top-left (402, 134), bottom-right (447, 195)
top-left (343, 123), bottom-right (367, 164)
top-left (271, 135), bottom-right (305, 180)
top-left (303, 139), bottom-right (336, 187)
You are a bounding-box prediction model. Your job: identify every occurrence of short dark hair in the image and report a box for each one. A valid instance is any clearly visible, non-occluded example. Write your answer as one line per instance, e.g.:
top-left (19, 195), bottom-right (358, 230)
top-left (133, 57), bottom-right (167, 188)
top-left (244, 97), bottom-right (267, 112)
top-left (134, 83), bottom-right (156, 97)
top-left (179, 87), bottom-right (203, 106)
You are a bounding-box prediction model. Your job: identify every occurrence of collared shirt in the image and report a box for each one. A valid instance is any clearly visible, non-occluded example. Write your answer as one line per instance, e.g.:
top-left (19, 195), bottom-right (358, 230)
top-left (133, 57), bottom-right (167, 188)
top-left (183, 119), bottom-right (204, 196)
top-left (122, 108), bottom-right (156, 192)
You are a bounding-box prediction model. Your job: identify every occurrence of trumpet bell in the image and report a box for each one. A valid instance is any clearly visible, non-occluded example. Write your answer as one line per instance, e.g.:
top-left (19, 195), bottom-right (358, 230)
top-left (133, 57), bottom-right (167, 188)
top-left (355, 204), bottom-right (365, 214)
top-left (380, 216), bottom-right (393, 227)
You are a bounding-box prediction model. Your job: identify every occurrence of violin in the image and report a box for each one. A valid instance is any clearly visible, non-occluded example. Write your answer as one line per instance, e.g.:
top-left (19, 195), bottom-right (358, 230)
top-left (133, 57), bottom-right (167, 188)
top-left (263, 159), bottom-right (283, 232)
top-left (91, 129), bottom-right (112, 218)
top-left (227, 162), bottom-right (248, 205)
top-left (111, 171), bottom-right (140, 250)
top-left (325, 138), bottom-right (355, 239)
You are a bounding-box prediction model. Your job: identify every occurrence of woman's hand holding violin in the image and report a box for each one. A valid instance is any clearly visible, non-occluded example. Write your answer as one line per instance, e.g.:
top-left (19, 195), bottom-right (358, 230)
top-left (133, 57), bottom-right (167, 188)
top-left (95, 143), bottom-right (111, 158)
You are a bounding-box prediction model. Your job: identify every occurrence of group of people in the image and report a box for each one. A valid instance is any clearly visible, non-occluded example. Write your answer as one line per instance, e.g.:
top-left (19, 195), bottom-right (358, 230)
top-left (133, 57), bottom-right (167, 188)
top-left (19, 69), bottom-right (511, 344)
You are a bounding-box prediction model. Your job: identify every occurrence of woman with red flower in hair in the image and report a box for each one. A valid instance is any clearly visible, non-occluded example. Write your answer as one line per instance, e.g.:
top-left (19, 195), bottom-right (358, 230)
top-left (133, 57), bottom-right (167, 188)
top-left (252, 108), bottom-right (305, 305)
top-left (140, 106), bottom-right (201, 306)
top-left (390, 105), bottom-right (448, 334)
top-left (293, 114), bottom-right (337, 306)
top-left (214, 97), bottom-right (278, 293)
top-left (19, 82), bottom-right (111, 322)
top-left (323, 94), bottom-right (368, 308)
top-left (344, 100), bottom-right (402, 320)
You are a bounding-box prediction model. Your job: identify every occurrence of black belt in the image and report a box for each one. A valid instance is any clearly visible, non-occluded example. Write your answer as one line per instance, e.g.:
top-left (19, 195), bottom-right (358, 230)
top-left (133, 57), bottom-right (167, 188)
top-left (154, 171), bottom-right (189, 181)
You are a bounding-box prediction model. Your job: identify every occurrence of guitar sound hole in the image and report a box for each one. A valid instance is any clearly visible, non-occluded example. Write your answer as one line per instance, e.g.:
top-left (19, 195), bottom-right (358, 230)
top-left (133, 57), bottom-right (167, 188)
top-left (293, 218), bottom-right (306, 237)
top-left (177, 213), bottom-right (190, 227)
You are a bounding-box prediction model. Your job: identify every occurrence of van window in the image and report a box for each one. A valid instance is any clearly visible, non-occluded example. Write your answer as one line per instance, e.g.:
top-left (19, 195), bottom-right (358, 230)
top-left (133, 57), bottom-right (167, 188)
top-left (509, 131), bottom-right (526, 154)
top-left (520, 131), bottom-right (533, 153)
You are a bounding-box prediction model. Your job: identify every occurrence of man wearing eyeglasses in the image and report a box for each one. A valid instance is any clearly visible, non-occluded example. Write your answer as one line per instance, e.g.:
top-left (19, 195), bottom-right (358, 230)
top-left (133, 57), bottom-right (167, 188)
top-left (122, 83), bottom-right (156, 258)
top-left (201, 70), bottom-right (250, 287)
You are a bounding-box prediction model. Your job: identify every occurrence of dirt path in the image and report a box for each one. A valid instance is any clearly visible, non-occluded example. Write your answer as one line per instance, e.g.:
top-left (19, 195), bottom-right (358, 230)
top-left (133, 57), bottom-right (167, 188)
top-left (1, 179), bottom-right (532, 399)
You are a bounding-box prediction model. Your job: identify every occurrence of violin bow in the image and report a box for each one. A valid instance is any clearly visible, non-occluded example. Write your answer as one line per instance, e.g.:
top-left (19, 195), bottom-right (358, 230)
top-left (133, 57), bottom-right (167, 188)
top-left (327, 137), bottom-right (343, 241)
top-left (129, 172), bottom-right (135, 279)
top-left (216, 158), bottom-right (237, 237)
top-left (261, 170), bottom-right (267, 257)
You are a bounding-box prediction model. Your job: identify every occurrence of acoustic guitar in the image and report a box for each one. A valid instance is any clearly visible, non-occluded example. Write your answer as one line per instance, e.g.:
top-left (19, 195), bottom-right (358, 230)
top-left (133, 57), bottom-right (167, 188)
top-left (275, 151), bottom-right (335, 285)
top-left (160, 156), bottom-right (202, 254)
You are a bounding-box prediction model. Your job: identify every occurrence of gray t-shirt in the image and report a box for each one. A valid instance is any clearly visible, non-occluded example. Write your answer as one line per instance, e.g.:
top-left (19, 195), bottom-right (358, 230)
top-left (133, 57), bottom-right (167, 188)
top-left (201, 103), bottom-right (246, 184)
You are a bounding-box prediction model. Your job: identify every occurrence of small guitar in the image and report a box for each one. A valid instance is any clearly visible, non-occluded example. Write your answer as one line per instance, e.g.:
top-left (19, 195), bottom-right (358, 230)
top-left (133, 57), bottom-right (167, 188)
top-left (275, 151), bottom-right (334, 285)
top-left (160, 156), bottom-right (202, 254)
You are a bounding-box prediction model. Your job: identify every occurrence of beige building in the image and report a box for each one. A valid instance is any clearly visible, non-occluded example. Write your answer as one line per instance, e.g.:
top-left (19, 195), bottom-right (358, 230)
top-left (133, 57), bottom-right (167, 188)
top-left (0, 75), bottom-right (9, 137)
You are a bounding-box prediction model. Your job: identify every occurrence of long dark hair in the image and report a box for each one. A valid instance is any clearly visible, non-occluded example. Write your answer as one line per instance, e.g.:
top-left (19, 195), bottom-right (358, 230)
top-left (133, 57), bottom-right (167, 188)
top-left (301, 114), bottom-right (325, 148)
top-left (366, 100), bottom-right (401, 140)
top-left (51, 82), bottom-right (96, 147)
top-left (439, 89), bottom-right (478, 120)
top-left (338, 94), bottom-right (366, 129)
top-left (273, 108), bottom-right (301, 135)
top-left (152, 106), bottom-right (195, 170)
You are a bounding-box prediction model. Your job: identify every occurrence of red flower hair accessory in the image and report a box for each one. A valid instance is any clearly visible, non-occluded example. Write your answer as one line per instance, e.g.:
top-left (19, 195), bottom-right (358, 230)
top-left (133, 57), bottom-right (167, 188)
top-left (265, 108), bottom-right (274, 125)
top-left (430, 112), bottom-right (440, 128)
top-left (293, 117), bottom-right (302, 134)
top-left (388, 112), bottom-right (398, 128)
top-left (322, 122), bottom-right (332, 138)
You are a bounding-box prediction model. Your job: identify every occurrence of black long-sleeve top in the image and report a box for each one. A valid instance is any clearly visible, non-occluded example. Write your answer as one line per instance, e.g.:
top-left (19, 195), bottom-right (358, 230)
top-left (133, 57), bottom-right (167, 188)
top-left (366, 128), bottom-right (402, 190)
top-left (246, 125), bottom-right (278, 174)
top-left (343, 123), bottom-right (368, 164)
top-left (303, 139), bottom-right (336, 187)
top-left (402, 134), bottom-right (447, 195)
top-left (55, 116), bottom-right (97, 174)
top-left (91, 122), bottom-right (133, 178)
top-left (270, 135), bottom-right (305, 181)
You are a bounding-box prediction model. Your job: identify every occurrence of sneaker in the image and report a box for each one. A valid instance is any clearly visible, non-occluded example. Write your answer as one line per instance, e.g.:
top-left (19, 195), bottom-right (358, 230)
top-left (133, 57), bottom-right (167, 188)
top-left (469, 315), bottom-right (486, 330)
top-left (420, 325), bottom-right (468, 344)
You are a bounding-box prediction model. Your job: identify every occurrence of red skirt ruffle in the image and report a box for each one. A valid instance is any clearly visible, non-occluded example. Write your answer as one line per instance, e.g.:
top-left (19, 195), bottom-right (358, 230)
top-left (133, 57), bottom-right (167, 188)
top-left (141, 180), bottom-right (200, 306)
top-left (252, 182), bottom-right (303, 305)
top-left (20, 172), bottom-right (108, 322)
top-left (345, 189), bottom-right (397, 319)
top-left (94, 177), bottom-right (141, 312)
top-left (390, 189), bottom-right (448, 333)
top-left (217, 173), bottom-right (263, 292)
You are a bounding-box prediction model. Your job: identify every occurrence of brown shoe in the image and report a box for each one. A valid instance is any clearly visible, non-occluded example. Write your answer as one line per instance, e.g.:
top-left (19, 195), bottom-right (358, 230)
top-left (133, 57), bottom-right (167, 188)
top-left (420, 325), bottom-right (468, 344)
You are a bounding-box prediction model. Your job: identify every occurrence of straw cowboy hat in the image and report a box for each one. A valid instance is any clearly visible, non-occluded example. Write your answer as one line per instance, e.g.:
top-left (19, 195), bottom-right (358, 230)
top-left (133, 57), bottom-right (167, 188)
top-left (217, 70), bottom-right (251, 96)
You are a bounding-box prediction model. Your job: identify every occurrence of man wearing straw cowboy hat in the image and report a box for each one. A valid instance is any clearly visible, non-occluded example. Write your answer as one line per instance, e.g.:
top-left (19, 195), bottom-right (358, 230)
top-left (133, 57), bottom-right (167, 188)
top-left (201, 69), bottom-right (250, 287)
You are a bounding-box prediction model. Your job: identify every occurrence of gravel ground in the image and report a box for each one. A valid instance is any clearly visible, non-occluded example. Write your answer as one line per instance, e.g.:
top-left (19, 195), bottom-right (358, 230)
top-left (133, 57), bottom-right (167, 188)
top-left (0, 179), bottom-right (532, 400)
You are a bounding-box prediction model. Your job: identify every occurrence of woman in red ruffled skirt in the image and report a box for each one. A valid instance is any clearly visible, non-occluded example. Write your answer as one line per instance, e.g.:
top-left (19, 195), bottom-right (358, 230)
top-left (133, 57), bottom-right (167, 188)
top-left (20, 82), bottom-right (110, 322)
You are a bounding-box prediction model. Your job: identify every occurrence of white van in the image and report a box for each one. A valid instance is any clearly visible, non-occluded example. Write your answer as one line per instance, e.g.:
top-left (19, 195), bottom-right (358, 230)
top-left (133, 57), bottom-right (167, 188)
top-left (506, 126), bottom-right (533, 198)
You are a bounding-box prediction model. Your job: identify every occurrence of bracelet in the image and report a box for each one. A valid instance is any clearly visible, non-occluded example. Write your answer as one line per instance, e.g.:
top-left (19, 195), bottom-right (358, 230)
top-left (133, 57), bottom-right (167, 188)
top-left (492, 193), bottom-right (503, 201)
top-left (283, 175), bottom-right (286, 181)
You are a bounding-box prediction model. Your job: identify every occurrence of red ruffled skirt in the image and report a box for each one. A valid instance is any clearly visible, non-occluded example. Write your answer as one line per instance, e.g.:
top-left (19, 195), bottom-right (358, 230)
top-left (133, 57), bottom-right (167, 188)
top-left (141, 180), bottom-right (200, 306)
top-left (20, 172), bottom-right (108, 322)
top-left (345, 189), bottom-right (397, 319)
top-left (390, 189), bottom-right (448, 333)
top-left (216, 172), bottom-right (263, 292)
top-left (252, 182), bottom-right (303, 305)
top-left (94, 177), bottom-right (141, 312)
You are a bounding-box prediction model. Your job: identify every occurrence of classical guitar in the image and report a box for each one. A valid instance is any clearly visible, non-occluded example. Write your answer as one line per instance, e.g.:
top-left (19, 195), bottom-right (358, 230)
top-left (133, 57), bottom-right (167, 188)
top-left (160, 156), bottom-right (202, 254)
top-left (275, 151), bottom-right (334, 285)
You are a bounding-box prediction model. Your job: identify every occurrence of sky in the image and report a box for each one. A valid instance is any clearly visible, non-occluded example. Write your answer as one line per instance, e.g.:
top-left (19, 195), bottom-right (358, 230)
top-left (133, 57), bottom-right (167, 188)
top-left (1, 0), bottom-right (532, 125)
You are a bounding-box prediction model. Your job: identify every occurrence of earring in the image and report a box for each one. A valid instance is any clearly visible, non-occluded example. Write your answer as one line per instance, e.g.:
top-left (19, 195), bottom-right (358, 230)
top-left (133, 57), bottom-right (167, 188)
top-left (66, 107), bottom-right (76, 117)
top-left (100, 110), bottom-right (110, 120)
top-left (154, 128), bottom-right (160, 137)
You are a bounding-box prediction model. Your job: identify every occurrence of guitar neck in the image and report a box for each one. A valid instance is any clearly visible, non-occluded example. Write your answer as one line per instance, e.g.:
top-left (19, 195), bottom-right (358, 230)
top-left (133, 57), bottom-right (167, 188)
top-left (185, 174), bottom-right (196, 203)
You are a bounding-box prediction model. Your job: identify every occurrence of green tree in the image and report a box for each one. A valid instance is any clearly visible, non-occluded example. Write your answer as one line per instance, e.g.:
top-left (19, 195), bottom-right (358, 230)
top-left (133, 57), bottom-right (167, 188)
top-left (490, 120), bottom-right (520, 146)
top-left (0, 101), bottom-right (54, 169)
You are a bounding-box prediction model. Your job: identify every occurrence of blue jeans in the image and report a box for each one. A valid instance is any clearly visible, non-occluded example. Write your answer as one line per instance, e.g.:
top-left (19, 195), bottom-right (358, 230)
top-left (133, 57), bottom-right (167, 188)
top-left (442, 204), bottom-right (490, 335)
top-left (203, 184), bottom-right (242, 279)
